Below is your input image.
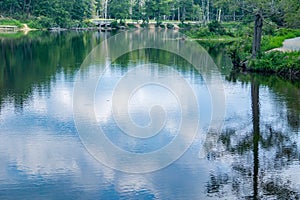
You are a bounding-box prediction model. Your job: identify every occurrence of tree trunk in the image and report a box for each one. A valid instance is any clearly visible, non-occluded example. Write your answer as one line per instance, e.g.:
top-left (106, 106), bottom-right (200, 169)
top-left (178, 6), bottom-right (180, 22)
top-left (206, 0), bottom-right (210, 23)
top-left (182, 6), bottom-right (186, 22)
top-left (233, 9), bottom-right (236, 21)
top-left (218, 9), bottom-right (221, 22)
top-left (104, 0), bottom-right (108, 19)
top-left (252, 13), bottom-right (263, 58)
top-left (172, 4), bottom-right (175, 21)
top-left (202, 0), bottom-right (206, 25)
top-left (130, 0), bottom-right (133, 20)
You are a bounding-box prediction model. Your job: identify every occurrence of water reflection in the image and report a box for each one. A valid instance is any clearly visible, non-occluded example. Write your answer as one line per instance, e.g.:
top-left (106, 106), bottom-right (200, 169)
top-left (0, 31), bottom-right (110, 113)
top-left (0, 31), bottom-right (299, 199)
top-left (216, 73), bottom-right (300, 199)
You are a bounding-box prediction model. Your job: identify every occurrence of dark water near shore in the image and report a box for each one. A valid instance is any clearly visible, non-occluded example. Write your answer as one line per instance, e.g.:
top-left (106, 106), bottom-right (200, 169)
top-left (0, 30), bottom-right (300, 199)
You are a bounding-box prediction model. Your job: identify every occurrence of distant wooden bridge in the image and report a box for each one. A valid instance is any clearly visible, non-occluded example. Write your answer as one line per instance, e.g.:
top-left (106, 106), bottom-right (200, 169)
top-left (91, 19), bottom-right (113, 29)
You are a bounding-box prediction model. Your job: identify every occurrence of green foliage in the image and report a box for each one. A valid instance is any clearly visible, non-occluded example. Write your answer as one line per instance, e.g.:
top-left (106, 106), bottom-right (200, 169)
top-left (283, 0), bottom-right (300, 28)
top-left (27, 17), bottom-right (55, 29)
top-left (126, 23), bottom-right (136, 29)
top-left (0, 0), bottom-right (93, 28)
top-left (144, 0), bottom-right (171, 25)
top-left (159, 24), bottom-right (166, 29)
top-left (110, 20), bottom-right (119, 29)
top-left (187, 28), bottom-right (212, 37)
top-left (119, 20), bottom-right (126, 26)
top-left (108, 0), bottom-right (130, 21)
top-left (155, 21), bottom-right (162, 27)
top-left (166, 23), bottom-right (174, 29)
top-left (208, 21), bottom-right (227, 35)
top-left (185, 21), bottom-right (238, 38)
top-left (261, 29), bottom-right (300, 51)
top-left (83, 20), bottom-right (96, 28)
top-left (249, 51), bottom-right (300, 74)
top-left (140, 22), bottom-right (149, 28)
top-left (178, 0), bottom-right (194, 23)
top-left (0, 0), bottom-right (298, 30)
top-left (178, 23), bottom-right (192, 29)
top-left (226, 37), bottom-right (252, 68)
top-left (0, 19), bottom-right (23, 28)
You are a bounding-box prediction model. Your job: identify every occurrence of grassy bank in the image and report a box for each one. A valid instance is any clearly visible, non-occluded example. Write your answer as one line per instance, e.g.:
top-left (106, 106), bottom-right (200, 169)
top-left (249, 28), bottom-right (300, 79)
top-left (249, 51), bottom-right (300, 77)
top-left (0, 18), bottom-right (23, 28)
top-left (222, 24), bottom-right (300, 80)
top-left (261, 29), bottom-right (300, 51)
top-left (0, 17), bottom-right (96, 30)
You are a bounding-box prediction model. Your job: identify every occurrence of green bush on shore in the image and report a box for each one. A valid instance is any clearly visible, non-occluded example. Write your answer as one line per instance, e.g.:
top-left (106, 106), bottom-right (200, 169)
top-left (224, 24), bottom-right (300, 76)
top-left (140, 22), bottom-right (149, 28)
top-left (0, 18), bottom-right (23, 28)
top-left (26, 17), bottom-right (96, 29)
top-left (184, 21), bottom-right (235, 38)
top-left (27, 17), bottom-right (54, 29)
top-left (166, 23), bottom-right (174, 29)
top-left (249, 51), bottom-right (300, 76)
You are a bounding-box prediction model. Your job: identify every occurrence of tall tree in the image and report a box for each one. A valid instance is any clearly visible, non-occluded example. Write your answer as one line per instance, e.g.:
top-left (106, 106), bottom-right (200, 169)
top-left (108, 0), bottom-right (130, 21)
top-left (240, 0), bottom-right (281, 58)
top-left (282, 0), bottom-right (300, 28)
top-left (144, 0), bottom-right (171, 25)
top-left (178, 0), bottom-right (193, 23)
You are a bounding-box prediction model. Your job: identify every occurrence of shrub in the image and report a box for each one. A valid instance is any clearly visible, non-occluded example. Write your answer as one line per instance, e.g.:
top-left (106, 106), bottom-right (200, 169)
top-left (83, 20), bottom-right (96, 28)
top-left (119, 20), bottom-right (126, 26)
top-left (27, 16), bottom-right (55, 29)
top-left (208, 21), bottom-right (226, 35)
top-left (178, 23), bottom-right (192, 29)
top-left (110, 20), bottom-right (119, 29)
top-left (263, 24), bottom-right (276, 36)
top-left (159, 24), bottom-right (166, 29)
top-left (249, 51), bottom-right (300, 74)
top-left (166, 23), bottom-right (174, 29)
top-left (155, 21), bottom-right (162, 27)
top-left (140, 22), bottom-right (149, 28)
top-left (0, 18), bottom-right (23, 28)
top-left (126, 23), bottom-right (136, 29)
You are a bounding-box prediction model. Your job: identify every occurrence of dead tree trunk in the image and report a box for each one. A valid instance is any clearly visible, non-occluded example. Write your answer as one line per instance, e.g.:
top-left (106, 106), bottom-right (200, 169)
top-left (252, 12), bottom-right (263, 58)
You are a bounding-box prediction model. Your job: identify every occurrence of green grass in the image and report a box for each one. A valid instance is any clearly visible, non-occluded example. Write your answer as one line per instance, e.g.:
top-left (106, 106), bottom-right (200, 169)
top-left (0, 19), bottom-right (23, 28)
top-left (261, 28), bottom-right (300, 51)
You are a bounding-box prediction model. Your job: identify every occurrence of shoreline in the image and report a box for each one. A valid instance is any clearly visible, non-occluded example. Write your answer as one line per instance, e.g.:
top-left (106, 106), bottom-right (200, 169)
top-left (267, 37), bottom-right (300, 53)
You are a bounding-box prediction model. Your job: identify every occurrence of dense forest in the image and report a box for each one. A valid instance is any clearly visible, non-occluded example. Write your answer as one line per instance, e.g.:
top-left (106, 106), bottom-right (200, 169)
top-left (0, 0), bottom-right (299, 28)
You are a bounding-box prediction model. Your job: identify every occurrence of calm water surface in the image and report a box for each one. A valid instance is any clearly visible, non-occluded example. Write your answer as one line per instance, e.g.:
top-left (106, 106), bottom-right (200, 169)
top-left (0, 30), bottom-right (300, 199)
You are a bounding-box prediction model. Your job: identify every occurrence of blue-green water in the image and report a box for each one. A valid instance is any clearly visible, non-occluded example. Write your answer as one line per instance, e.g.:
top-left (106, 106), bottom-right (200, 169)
top-left (0, 30), bottom-right (300, 199)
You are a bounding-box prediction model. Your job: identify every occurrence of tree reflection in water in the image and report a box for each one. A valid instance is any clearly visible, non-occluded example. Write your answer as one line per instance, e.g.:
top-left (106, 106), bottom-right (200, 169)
top-left (205, 73), bottom-right (300, 199)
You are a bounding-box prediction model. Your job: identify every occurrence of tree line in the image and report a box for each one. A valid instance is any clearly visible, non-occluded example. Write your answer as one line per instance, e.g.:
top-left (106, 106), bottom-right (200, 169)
top-left (0, 0), bottom-right (299, 28)
top-left (0, 0), bottom-right (93, 27)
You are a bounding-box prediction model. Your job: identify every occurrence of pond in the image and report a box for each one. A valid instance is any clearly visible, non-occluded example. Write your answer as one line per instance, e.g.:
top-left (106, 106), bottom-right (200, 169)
top-left (0, 30), bottom-right (300, 199)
